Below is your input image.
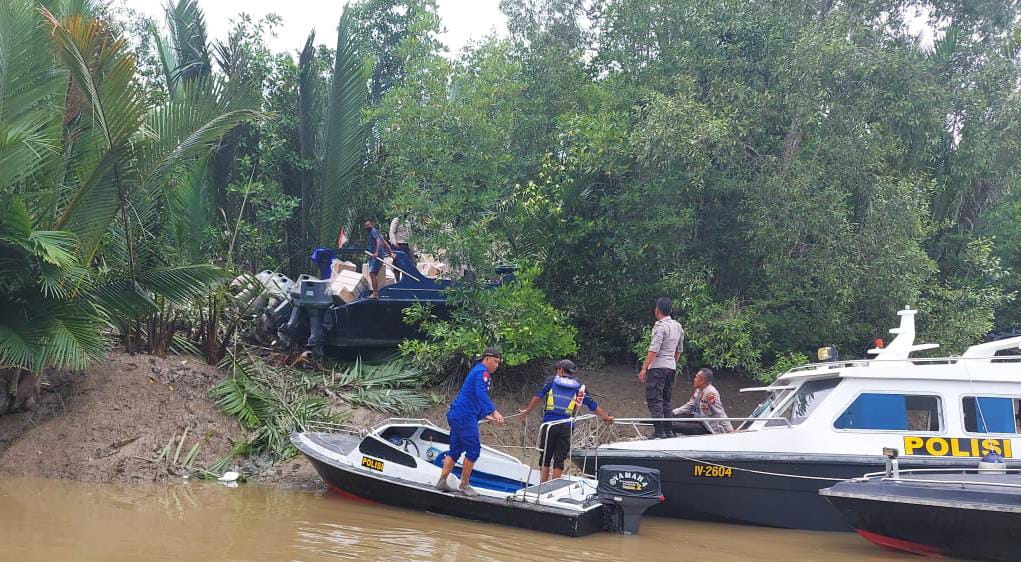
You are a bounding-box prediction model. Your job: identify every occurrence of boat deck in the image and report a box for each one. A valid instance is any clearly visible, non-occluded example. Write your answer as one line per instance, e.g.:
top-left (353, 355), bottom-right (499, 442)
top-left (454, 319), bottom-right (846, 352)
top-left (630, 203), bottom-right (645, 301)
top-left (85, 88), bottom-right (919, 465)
top-left (822, 473), bottom-right (1021, 512)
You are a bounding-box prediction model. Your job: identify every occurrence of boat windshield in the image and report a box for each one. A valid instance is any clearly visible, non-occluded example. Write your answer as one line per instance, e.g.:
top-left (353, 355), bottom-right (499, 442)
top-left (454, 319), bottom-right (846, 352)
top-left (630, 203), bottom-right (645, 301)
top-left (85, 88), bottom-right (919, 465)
top-left (767, 377), bottom-right (842, 426)
top-left (744, 388), bottom-right (795, 429)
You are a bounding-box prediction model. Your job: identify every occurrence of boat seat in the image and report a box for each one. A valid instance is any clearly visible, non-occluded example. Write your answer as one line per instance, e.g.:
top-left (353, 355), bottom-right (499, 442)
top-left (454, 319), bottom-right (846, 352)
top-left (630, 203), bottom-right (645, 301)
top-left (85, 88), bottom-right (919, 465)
top-left (518, 479), bottom-right (575, 495)
top-left (431, 453), bottom-right (526, 493)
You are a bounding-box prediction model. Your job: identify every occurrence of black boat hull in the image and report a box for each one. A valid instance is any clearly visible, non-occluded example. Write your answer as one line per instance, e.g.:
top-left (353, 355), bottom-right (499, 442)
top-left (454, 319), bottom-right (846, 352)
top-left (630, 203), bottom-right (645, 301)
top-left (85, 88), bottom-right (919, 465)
top-left (824, 492), bottom-right (1021, 560)
top-left (572, 449), bottom-right (1011, 532)
top-left (305, 454), bottom-right (605, 537)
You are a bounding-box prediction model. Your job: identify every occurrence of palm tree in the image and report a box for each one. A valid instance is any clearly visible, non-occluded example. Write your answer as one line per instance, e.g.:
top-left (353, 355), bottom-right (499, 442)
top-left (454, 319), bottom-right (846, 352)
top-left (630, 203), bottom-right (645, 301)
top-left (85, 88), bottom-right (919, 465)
top-left (316, 8), bottom-right (368, 246)
top-left (0, 0), bottom-right (258, 412)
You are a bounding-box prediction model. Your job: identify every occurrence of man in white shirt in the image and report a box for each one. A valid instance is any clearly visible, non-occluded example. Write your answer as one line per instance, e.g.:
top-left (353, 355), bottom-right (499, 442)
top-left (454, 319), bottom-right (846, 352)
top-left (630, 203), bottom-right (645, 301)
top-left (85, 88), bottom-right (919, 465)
top-left (389, 213), bottom-right (414, 280)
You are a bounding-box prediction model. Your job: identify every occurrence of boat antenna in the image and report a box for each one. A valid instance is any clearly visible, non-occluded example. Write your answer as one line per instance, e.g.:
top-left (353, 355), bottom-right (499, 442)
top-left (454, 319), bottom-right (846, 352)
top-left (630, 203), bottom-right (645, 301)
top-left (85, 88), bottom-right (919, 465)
top-left (868, 307), bottom-right (939, 360)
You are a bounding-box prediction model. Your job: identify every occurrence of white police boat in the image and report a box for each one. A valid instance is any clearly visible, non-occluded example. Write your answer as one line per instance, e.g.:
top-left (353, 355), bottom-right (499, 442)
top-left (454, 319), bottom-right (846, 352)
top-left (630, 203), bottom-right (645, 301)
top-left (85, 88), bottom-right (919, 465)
top-left (291, 417), bottom-right (663, 536)
top-left (572, 307), bottom-right (1021, 531)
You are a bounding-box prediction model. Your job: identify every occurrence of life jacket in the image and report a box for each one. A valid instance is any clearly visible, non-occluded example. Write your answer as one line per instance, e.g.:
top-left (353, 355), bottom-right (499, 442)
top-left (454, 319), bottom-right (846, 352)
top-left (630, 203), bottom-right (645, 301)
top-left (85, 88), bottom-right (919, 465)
top-left (544, 376), bottom-right (582, 417)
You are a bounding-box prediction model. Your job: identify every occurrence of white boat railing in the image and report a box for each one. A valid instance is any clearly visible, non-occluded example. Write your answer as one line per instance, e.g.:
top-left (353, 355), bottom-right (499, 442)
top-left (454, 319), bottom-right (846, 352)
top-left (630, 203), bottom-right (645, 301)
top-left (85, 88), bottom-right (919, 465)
top-left (784, 353), bottom-right (1021, 375)
top-left (611, 416), bottom-right (792, 427)
top-left (859, 467), bottom-right (1021, 480)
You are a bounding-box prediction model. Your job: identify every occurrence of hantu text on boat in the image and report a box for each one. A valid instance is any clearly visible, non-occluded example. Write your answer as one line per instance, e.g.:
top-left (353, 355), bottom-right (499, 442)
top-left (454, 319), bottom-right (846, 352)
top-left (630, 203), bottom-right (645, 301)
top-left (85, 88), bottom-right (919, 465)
top-left (571, 307), bottom-right (1021, 531)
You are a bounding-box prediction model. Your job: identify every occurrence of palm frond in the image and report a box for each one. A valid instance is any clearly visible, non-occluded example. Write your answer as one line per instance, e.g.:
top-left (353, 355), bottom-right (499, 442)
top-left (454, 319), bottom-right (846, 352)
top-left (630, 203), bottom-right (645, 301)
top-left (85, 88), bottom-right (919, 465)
top-left (88, 264), bottom-right (227, 320)
top-left (0, 323), bottom-right (34, 370)
top-left (135, 264), bottom-right (228, 302)
top-left (168, 156), bottom-right (211, 259)
top-left (297, 30), bottom-right (318, 244)
top-left (343, 388), bottom-right (434, 414)
top-left (164, 0), bottom-right (211, 85)
top-left (150, 27), bottom-right (180, 96)
top-left (0, 0), bottom-right (66, 191)
top-left (334, 357), bottom-right (426, 388)
top-left (211, 352), bottom-right (274, 428)
top-left (43, 9), bottom-right (149, 260)
top-left (138, 81), bottom-right (260, 196)
top-left (34, 303), bottom-right (107, 370)
top-left (317, 8), bottom-right (367, 245)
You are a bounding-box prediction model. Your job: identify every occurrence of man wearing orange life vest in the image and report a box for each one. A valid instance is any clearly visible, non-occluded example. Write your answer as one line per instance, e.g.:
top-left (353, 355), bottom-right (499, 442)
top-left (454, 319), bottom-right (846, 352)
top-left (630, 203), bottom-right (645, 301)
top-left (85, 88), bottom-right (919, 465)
top-left (519, 359), bottom-right (614, 482)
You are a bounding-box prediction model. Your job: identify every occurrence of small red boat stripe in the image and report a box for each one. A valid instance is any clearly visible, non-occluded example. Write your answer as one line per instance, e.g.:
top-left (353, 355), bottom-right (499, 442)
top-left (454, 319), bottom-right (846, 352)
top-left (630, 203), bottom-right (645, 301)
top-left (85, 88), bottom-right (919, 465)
top-left (327, 485), bottom-right (377, 505)
top-left (855, 529), bottom-right (944, 557)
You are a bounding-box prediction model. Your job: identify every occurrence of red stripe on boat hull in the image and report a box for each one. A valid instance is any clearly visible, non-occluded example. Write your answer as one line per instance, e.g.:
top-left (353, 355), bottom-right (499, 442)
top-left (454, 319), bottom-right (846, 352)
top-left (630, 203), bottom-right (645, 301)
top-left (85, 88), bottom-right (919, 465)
top-left (328, 484), bottom-right (377, 505)
top-left (855, 529), bottom-right (945, 557)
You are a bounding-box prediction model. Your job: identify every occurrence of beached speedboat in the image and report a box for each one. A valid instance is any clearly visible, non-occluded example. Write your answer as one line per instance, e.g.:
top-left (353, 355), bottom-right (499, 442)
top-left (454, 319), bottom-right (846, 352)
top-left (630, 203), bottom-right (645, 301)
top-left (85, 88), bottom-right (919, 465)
top-left (572, 307), bottom-right (1021, 531)
top-left (821, 453), bottom-right (1021, 560)
top-left (292, 418), bottom-right (663, 537)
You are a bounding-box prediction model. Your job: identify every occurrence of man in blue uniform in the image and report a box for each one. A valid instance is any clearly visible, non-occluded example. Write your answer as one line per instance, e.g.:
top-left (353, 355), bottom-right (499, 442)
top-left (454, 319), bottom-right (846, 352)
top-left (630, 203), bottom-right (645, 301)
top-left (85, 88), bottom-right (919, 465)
top-left (436, 348), bottom-right (506, 496)
top-left (519, 360), bottom-right (614, 482)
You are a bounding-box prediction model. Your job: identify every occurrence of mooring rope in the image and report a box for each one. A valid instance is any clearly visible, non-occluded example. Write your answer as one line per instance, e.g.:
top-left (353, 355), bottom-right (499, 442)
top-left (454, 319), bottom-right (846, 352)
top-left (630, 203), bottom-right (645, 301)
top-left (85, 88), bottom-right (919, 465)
top-left (654, 451), bottom-right (848, 482)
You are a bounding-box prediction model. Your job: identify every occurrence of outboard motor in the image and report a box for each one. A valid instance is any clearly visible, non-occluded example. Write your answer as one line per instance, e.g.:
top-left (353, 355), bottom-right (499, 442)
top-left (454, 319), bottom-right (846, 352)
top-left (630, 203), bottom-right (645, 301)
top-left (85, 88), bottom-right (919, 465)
top-left (298, 279), bottom-right (333, 357)
top-left (597, 465), bottom-right (664, 535)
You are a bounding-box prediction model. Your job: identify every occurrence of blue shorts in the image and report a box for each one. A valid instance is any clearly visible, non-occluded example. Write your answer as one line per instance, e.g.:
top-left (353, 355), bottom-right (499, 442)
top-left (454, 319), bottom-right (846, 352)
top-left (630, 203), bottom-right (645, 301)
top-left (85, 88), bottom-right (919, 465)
top-left (368, 257), bottom-right (383, 274)
top-left (446, 414), bottom-right (481, 463)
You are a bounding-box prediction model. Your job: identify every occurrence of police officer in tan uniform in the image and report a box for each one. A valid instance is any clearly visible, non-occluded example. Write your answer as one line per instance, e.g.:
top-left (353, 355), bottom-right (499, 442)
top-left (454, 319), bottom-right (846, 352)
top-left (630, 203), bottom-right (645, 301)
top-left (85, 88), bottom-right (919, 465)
top-left (672, 368), bottom-right (734, 434)
top-left (638, 297), bottom-right (684, 438)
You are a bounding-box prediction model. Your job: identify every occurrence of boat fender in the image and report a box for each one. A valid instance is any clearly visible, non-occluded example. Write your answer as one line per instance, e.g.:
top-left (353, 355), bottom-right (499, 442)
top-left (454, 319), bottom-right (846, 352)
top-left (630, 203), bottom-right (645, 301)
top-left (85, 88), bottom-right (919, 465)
top-left (426, 446), bottom-right (442, 462)
top-left (978, 452), bottom-right (1007, 474)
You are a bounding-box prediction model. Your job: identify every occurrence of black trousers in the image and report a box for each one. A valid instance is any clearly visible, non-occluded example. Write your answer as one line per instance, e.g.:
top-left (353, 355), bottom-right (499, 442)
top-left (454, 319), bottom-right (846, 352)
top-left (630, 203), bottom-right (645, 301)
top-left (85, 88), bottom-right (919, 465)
top-left (671, 413), bottom-right (711, 435)
top-left (538, 422), bottom-right (572, 469)
top-left (645, 367), bottom-right (675, 419)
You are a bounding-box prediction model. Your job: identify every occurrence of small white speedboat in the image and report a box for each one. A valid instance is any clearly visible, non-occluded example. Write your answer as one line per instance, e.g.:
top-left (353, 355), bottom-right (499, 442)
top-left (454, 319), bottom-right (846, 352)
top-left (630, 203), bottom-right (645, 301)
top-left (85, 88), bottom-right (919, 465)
top-left (291, 418), bottom-right (663, 536)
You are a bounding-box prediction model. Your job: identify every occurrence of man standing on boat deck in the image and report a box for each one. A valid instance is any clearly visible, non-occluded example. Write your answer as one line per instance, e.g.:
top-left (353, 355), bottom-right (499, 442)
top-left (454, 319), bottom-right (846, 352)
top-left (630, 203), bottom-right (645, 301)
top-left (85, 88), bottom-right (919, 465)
top-left (436, 348), bottom-right (506, 496)
top-left (638, 297), bottom-right (684, 439)
top-left (389, 212), bottom-right (414, 263)
top-left (519, 359), bottom-right (614, 482)
top-left (364, 219), bottom-right (394, 299)
top-left (672, 368), bottom-right (734, 434)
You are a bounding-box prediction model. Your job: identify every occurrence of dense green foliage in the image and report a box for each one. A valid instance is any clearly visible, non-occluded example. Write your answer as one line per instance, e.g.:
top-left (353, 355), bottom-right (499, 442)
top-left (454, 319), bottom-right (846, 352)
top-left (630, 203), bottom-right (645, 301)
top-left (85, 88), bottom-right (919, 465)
top-left (400, 267), bottom-right (579, 377)
top-left (370, 0), bottom-right (1020, 373)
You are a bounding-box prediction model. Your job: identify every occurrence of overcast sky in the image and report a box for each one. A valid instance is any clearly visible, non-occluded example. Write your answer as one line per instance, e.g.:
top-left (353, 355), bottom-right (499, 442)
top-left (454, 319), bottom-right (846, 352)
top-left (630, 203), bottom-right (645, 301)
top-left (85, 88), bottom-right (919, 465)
top-left (124, 0), bottom-right (508, 57)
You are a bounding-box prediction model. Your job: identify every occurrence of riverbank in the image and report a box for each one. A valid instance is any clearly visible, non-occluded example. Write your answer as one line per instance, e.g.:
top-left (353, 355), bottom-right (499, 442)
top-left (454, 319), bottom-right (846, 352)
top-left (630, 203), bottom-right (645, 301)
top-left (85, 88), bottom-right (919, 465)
top-left (0, 352), bottom-right (760, 489)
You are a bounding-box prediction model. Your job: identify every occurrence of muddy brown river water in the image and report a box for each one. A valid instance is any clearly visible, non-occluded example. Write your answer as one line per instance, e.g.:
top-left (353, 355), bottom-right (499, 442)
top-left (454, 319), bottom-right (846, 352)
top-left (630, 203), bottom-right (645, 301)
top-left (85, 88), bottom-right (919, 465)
top-left (0, 476), bottom-right (922, 561)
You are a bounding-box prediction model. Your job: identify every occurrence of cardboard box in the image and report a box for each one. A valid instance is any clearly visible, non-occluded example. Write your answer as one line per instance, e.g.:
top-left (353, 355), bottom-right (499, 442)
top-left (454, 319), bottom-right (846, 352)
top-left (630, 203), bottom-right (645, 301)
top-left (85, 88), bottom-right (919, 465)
top-left (328, 270), bottom-right (365, 303)
top-left (417, 262), bottom-right (441, 277)
top-left (331, 259), bottom-right (357, 275)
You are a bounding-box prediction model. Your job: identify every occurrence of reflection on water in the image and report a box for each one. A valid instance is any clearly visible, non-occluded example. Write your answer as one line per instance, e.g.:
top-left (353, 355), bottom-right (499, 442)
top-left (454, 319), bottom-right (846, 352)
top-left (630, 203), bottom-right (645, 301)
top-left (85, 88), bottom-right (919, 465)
top-left (0, 476), bottom-right (918, 561)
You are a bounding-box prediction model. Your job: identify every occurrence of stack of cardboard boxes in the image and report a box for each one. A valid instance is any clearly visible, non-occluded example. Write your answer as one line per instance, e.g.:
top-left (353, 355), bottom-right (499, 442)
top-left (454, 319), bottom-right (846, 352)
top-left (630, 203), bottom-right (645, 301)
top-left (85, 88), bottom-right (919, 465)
top-left (326, 258), bottom-right (397, 303)
top-left (415, 253), bottom-right (446, 278)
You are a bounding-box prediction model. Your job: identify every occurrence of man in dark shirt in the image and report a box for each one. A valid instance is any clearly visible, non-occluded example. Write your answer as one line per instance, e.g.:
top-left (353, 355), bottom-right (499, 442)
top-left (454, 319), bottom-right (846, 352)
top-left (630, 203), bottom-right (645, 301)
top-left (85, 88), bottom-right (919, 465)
top-left (363, 219), bottom-right (393, 299)
top-left (519, 359), bottom-right (613, 482)
top-left (436, 348), bottom-right (506, 496)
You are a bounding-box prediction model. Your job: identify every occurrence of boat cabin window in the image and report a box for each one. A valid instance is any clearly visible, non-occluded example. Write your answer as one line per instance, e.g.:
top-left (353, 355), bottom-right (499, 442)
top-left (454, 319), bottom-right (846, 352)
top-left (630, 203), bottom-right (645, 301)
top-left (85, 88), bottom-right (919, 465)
top-left (834, 393), bottom-right (942, 431)
top-left (766, 378), bottom-right (841, 426)
top-left (963, 397), bottom-right (1021, 434)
